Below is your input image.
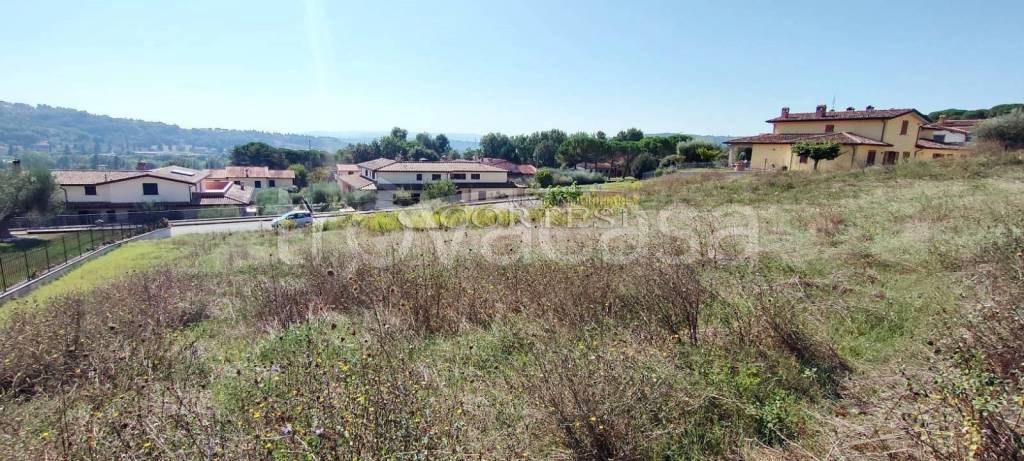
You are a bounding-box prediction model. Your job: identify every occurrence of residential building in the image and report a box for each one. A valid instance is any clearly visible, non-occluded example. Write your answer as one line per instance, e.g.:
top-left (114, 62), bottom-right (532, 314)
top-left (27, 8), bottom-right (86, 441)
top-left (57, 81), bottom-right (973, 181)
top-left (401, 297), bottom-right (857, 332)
top-left (339, 158), bottom-right (524, 208)
top-left (479, 158), bottom-right (538, 182)
top-left (333, 163), bottom-right (360, 178)
top-left (206, 166), bottom-right (295, 190)
top-left (53, 165), bottom-right (262, 214)
top-left (726, 105), bottom-right (974, 171)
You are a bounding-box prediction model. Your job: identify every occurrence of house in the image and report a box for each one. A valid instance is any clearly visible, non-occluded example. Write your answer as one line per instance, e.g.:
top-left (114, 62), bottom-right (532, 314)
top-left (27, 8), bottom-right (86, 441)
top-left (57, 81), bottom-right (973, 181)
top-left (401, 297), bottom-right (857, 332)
top-left (53, 166), bottom-right (254, 214)
top-left (726, 105), bottom-right (974, 171)
top-left (333, 164), bottom-right (360, 178)
top-left (479, 158), bottom-right (538, 182)
top-left (339, 158), bottom-right (524, 208)
top-left (206, 166), bottom-right (295, 190)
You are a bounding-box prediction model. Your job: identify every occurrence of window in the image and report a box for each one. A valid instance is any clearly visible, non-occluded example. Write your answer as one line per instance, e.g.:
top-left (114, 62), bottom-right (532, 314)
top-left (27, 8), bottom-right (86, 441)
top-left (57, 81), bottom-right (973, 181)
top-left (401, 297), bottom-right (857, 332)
top-left (234, 180), bottom-right (241, 185)
top-left (470, 173), bottom-right (480, 180)
top-left (84, 185), bottom-right (97, 196)
top-left (142, 183), bottom-right (159, 196)
top-left (933, 153), bottom-right (943, 159)
top-left (431, 174), bottom-right (441, 181)
top-left (416, 173), bottom-right (422, 181)
top-left (451, 173), bottom-right (466, 180)
top-left (269, 179), bottom-right (276, 187)
top-left (254, 180), bottom-right (262, 188)
top-left (900, 120), bottom-right (909, 135)
top-left (824, 124), bottom-right (835, 133)
top-left (478, 191), bottom-right (487, 200)
top-left (933, 134), bottom-right (946, 143)
top-left (798, 155), bottom-right (808, 164)
top-left (866, 150), bottom-right (877, 166)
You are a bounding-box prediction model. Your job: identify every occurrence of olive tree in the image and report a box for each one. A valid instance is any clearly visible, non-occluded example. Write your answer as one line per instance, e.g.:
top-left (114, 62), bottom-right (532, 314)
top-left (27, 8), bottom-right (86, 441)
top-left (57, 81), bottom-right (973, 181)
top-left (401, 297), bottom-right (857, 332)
top-left (792, 141), bottom-right (842, 171)
top-left (977, 109), bottom-right (1024, 151)
top-left (0, 168), bottom-right (61, 239)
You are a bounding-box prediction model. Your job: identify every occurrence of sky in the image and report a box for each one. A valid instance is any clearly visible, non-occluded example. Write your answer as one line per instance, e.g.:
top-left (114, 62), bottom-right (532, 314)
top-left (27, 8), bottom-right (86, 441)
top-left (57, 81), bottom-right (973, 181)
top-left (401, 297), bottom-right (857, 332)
top-left (1, 0), bottom-right (1022, 137)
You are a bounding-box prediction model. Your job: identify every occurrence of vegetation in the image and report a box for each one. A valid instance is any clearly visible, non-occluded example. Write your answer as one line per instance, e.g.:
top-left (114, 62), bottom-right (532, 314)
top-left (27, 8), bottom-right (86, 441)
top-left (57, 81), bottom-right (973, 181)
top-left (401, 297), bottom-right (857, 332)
top-left (792, 140), bottom-right (842, 170)
top-left (629, 152), bottom-right (658, 177)
top-left (230, 142), bottom-right (327, 171)
top-left (336, 127), bottom-right (454, 164)
top-left (0, 101), bottom-right (347, 153)
top-left (928, 103), bottom-right (1024, 121)
top-left (0, 167), bottom-right (60, 239)
top-left (976, 109), bottom-right (1024, 151)
top-left (4, 154), bottom-right (1022, 458)
top-left (533, 168), bottom-right (554, 187)
top-left (422, 179), bottom-right (457, 200)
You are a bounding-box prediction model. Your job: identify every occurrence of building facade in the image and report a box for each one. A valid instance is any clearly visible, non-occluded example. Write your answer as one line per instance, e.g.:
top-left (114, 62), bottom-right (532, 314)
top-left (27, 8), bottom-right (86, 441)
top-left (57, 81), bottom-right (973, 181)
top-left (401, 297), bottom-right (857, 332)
top-left (727, 105), bottom-right (976, 171)
top-left (339, 158), bottom-right (525, 208)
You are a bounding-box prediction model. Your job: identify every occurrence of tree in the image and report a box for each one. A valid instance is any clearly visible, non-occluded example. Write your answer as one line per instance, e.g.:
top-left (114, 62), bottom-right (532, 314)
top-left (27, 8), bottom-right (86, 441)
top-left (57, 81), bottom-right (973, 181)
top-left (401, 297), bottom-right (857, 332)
top-left (423, 179), bottom-right (457, 200)
top-left (696, 145), bottom-right (724, 162)
top-left (434, 134), bottom-right (451, 154)
top-left (792, 141), bottom-right (842, 170)
top-left (232, 142), bottom-right (288, 169)
top-left (390, 127), bottom-right (408, 141)
top-left (676, 141), bottom-right (722, 163)
top-left (407, 145), bottom-right (440, 161)
top-left (630, 153), bottom-right (658, 178)
top-left (976, 109), bottom-right (1024, 151)
top-left (595, 131), bottom-right (607, 141)
top-left (557, 133), bottom-right (607, 167)
top-left (414, 132), bottom-right (436, 152)
top-left (288, 164), bottom-right (309, 188)
top-left (613, 128), bottom-right (645, 142)
top-left (479, 133), bottom-right (515, 160)
top-left (636, 136), bottom-right (676, 159)
top-left (534, 169), bottom-right (554, 187)
top-left (533, 140), bottom-right (559, 167)
top-left (0, 168), bottom-right (60, 239)
top-left (379, 136), bottom-right (406, 159)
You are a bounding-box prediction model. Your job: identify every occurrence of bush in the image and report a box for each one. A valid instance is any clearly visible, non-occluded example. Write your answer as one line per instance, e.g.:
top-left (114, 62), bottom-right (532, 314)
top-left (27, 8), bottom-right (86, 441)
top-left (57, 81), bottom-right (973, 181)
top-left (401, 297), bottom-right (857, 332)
top-left (630, 153), bottom-right (658, 177)
top-left (303, 181), bottom-right (341, 205)
top-left (535, 169), bottom-right (554, 187)
top-left (344, 190), bottom-right (376, 210)
top-left (196, 207), bottom-right (240, 219)
top-left (547, 168), bottom-right (607, 186)
top-left (540, 183), bottom-right (583, 207)
top-left (392, 189), bottom-right (416, 206)
top-left (976, 109), bottom-right (1024, 150)
top-left (423, 179), bottom-right (457, 200)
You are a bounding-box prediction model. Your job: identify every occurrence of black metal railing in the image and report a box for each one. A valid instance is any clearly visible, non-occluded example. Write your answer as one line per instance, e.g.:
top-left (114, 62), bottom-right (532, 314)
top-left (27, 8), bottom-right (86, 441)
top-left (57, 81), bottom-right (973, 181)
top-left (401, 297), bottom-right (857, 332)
top-left (0, 222), bottom-right (161, 294)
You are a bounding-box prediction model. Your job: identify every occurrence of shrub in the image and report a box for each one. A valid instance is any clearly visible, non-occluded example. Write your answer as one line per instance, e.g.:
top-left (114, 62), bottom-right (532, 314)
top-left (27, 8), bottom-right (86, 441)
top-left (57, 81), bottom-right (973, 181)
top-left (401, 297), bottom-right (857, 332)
top-left (423, 179), bottom-right (457, 200)
top-left (196, 207), bottom-right (240, 219)
top-left (303, 181), bottom-right (341, 205)
top-left (976, 109), bottom-right (1024, 151)
top-left (630, 153), bottom-right (658, 177)
top-left (392, 189), bottom-right (416, 206)
top-left (535, 169), bottom-right (554, 187)
top-left (540, 183), bottom-right (583, 207)
top-left (344, 190), bottom-right (376, 210)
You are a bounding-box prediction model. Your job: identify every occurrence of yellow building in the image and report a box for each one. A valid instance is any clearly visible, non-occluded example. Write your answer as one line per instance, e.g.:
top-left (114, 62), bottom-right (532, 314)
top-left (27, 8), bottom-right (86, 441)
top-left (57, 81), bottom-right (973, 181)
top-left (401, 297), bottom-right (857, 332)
top-left (726, 105), bottom-right (976, 171)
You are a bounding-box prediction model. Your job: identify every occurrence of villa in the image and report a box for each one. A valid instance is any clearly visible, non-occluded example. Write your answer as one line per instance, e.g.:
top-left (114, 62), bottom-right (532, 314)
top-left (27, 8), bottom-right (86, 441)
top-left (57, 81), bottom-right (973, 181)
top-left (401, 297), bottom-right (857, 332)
top-left (726, 105), bottom-right (977, 171)
top-left (338, 158), bottom-right (526, 208)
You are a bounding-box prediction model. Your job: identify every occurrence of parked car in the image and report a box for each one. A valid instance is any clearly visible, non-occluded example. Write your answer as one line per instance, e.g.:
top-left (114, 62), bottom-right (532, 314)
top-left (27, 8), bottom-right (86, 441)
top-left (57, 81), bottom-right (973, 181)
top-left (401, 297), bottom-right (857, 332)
top-left (270, 210), bottom-right (314, 228)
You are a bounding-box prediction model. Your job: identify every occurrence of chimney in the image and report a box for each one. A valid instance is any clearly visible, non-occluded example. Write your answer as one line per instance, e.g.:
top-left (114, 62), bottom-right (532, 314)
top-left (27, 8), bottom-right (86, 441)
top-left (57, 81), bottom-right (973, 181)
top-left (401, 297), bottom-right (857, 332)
top-left (136, 161), bottom-right (147, 171)
top-left (11, 159), bottom-right (21, 174)
top-left (815, 105), bottom-right (827, 117)
top-left (780, 107), bottom-right (790, 119)
top-left (846, 106), bottom-right (855, 111)
top-left (865, 105), bottom-right (875, 111)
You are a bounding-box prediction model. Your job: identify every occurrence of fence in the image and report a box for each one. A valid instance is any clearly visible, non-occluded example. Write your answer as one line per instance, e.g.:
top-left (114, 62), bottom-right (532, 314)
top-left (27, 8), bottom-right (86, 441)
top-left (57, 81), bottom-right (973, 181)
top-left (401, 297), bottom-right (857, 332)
top-left (0, 222), bottom-right (160, 293)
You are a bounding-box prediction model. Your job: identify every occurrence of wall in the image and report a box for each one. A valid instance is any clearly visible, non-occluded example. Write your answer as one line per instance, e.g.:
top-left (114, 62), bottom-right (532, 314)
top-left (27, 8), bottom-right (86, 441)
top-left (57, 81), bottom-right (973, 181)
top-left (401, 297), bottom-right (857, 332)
top-left (773, 119), bottom-right (885, 139)
top-left (750, 144), bottom-right (794, 170)
top-left (66, 177), bottom-right (193, 204)
top-left (375, 170), bottom-right (507, 185)
top-left (880, 113), bottom-right (926, 155)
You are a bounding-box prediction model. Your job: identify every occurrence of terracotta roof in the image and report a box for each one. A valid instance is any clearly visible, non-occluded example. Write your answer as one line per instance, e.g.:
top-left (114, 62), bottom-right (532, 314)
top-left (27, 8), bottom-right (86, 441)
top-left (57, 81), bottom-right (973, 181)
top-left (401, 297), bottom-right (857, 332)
top-left (335, 163), bottom-right (360, 172)
top-left (376, 161), bottom-right (507, 173)
top-left (357, 158), bottom-right (398, 170)
top-left (53, 167), bottom-right (209, 185)
top-left (337, 174), bottom-right (376, 190)
top-left (916, 139), bottom-right (971, 150)
top-left (195, 186), bottom-right (254, 205)
top-left (726, 132), bottom-right (891, 146)
top-left (479, 158), bottom-right (539, 175)
top-left (207, 166), bottom-right (295, 179)
top-left (768, 108), bottom-right (925, 123)
top-left (921, 125), bottom-right (970, 135)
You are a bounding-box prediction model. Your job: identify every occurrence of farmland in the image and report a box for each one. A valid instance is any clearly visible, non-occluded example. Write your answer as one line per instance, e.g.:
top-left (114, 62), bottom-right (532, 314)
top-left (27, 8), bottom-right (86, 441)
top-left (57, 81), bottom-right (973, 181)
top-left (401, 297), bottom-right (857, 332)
top-left (1, 154), bottom-right (1023, 459)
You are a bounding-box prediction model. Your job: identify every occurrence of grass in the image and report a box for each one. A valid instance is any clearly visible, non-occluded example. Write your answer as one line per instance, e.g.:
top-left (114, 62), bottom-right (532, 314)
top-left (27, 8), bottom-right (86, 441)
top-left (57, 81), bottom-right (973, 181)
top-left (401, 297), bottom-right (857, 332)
top-left (0, 228), bottom-right (129, 293)
top-left (1, 154), bottom-right (1023, 459)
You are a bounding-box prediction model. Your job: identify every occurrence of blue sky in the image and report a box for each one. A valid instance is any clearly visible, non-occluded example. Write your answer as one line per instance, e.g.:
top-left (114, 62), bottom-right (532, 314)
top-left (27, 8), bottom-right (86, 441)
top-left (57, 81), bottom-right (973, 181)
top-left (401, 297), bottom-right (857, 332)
top-left (1, 0), bottom-right (1021, 136)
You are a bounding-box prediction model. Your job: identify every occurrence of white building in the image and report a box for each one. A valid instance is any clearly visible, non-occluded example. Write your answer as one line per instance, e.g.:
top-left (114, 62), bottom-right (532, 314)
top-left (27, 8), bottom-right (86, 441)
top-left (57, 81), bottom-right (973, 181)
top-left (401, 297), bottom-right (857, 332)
top-left (338, 158), bottom-right (525, 208)
top-left (52, 165), bottom-right (293, 213)
top-left (206, 166), bottom-right (295, 190)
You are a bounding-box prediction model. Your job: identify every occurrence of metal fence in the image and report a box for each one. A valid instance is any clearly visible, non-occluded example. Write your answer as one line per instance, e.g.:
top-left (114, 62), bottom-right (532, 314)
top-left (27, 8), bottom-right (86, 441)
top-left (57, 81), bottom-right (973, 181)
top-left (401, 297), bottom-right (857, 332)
top-left (0, 222), bottom-right (160, 293)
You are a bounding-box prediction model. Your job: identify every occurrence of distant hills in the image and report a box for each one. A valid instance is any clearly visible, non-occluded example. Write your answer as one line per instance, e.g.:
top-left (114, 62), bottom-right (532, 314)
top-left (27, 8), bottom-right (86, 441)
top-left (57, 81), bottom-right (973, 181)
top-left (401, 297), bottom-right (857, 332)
top-left (0, 100), bottom-right (738, 157)
top-left (0, 101), bottom-right (350, 154)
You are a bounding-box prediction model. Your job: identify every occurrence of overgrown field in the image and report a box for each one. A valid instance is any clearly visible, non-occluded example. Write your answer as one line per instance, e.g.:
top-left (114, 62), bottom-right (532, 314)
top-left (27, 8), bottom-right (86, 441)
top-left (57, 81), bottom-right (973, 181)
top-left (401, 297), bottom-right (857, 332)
top-left (1, 155), bottom-right (1023, 460)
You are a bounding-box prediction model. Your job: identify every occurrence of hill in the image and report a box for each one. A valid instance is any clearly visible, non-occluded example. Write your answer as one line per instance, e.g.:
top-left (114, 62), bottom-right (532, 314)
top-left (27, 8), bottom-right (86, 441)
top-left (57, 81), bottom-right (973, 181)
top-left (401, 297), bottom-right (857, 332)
top-left (3, 154), bottom-right (1023, 458)
top-left (0, 101), bottom-right (351, 153)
